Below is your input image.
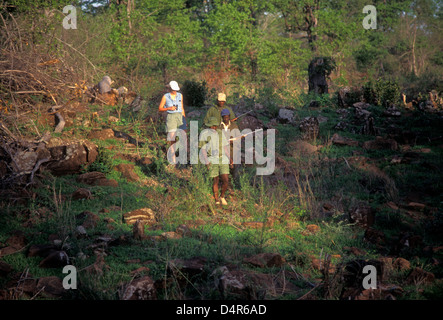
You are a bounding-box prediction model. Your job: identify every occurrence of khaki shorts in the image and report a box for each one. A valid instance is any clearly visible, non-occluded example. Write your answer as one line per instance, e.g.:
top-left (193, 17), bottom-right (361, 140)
top-left (166, 112), bottom-right (183, 133)
top-left (208, 157), bottom-right (230, 178)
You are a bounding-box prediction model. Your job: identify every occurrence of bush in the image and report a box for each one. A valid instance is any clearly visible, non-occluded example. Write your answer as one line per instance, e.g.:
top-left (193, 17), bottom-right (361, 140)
top-left (363, 79), bottom-right (400, 107)
top-left (181, 80), bottom-right (208, 107)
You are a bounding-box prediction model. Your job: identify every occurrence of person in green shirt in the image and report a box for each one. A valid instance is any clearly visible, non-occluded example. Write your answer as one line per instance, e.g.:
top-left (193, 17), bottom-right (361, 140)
top-left (203, 93), bottom-right (236, 128)
top-left (200, 116), bottom-right (233, 205)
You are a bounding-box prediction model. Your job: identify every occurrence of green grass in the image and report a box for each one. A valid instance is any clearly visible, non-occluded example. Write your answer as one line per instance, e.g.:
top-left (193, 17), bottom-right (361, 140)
top-left (1, 97), bottom-right (443, 300)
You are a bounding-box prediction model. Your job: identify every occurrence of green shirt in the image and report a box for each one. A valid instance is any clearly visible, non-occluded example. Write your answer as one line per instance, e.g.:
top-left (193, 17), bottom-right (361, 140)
top-left (203, 105), bottom-right (236, 128)
top-left (199, 128), bottom-right (230, 164)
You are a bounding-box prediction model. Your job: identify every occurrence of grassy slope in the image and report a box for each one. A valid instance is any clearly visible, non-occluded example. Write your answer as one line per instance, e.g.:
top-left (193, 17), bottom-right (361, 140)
top-left (1, 96), bottom-right (442, 300)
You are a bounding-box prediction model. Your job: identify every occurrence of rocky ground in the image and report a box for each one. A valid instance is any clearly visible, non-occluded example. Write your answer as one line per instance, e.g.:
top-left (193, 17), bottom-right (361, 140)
top-left (1, 89), bottom-right (443, 300)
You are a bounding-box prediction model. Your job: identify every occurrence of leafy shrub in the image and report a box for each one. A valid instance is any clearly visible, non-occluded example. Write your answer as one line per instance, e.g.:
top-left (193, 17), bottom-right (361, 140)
top-left (363, 79), bottom-right (400, 107)
top-left (181, 80), bottom-right (208, 107)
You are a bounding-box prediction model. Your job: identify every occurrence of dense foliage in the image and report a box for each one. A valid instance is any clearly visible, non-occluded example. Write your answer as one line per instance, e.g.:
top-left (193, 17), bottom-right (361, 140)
top-left (1, 0), bottom-right (441, 102)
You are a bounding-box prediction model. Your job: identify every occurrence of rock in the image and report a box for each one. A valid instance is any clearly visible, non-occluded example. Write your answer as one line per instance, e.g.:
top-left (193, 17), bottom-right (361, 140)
top-left (39, 250), bottom-right (69, 268)
top-left (278, 108), bottom-right (294, 124)
top-left (6, 273), bottom-right (37, 296)
top-left (349, 204), bottom-right (375, 228)
top-left (393, 258), bottom-right (411, 271)
top-left (75, 225), bottom-right (88, 238)
top-left (337, 87), bottom-right (351, 108)
top-left (6, 232), bottom-right (27, 249)
top-left (72, 188), bottom-right (92, 200)
top-left (168, 257), bottom-right (207, 277)
top-left (354, 107), bottom-right (371, 120)
top-left (354, 283), bottom-right (404, 300)
top-left (108, 116), bottom-right (119, 123)
top-left (363, 228), bottom-right (386, 245)
top-left (46, 139), bottom-right (98, 176)
top-left (114, 163), bottom-right (139, 182)
top-left (288, 140), bottom-right (318, 156)
top-left (10, 150), bottom-right (38, 172)
top-left (243, 253), bottom-right (286, 268)
top-left (87, 128), bottom-right (115, 140)
top-left (299, 117), bottom-right (319, 140)
top-left (406, 267), bottom-right (435, 285)
top-left (120, 275), bottom-right (157, 300)
top-left (132, 219), bottom-right (146, 240)
top-left (77, 210), bottom-right (99, 229)
top-left (27, 244), bottom-right (57, 258)
top-left (36, 276), bottom-right (66, 298)
top-left (160, 231), bottom-right (182, 240)
top-left (363, 136), bottom-right (398, 151)
top-left (303, 224), bottom-right (321, 235)
top-left (212, 266), bottom-right (294, 299)
top-left (340, 259), bottom-right (385, 299)
top-left (76, 171), bottom-right (118, 187)
top-left (334, 121), bottom-right (348, 131)
top-left (0, 261), bottom-right (12, 277)
top-left (353, 102), bottom-right (370, 109)
top-left (383, 105), bottom-right (401, 117)
top-left (331, 133), bottom-right (359, 147)
top-left (123, 208), bottom-right (156, 226)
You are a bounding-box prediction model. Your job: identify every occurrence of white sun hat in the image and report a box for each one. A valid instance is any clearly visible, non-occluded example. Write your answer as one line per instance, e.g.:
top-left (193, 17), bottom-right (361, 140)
top-left (169, 81), bottom-right (180, 91)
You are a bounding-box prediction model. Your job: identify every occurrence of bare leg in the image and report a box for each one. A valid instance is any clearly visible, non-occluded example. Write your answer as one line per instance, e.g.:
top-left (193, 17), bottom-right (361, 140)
top-left (220, 174), bottom-right (229, 199)
top-left (213, 176), bottom-right (219, 202)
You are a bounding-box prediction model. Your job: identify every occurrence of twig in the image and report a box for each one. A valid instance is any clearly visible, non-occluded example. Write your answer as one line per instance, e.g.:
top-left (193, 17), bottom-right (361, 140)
top-left (297, 283), bottom-right (321, 300)
top-left (342, 157), bottom-right (352, 170)
top-left (54, 36), bottom-right (98, 75)
top-left (27, 157), bottom-right (50, 186)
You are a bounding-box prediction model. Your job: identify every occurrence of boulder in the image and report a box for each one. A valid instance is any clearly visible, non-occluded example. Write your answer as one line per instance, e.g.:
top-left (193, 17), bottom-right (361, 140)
top-left (39, 250), bottom-right (69, 268)
top-left (0, 261), bottom-right (12, 277)
top-left (87, 128), bottom-right (115, 140)
top-left (278, 108), bottom-right (294, 124)
top-left (349, 204), bottom-right (375, 228)
top-left (393, 258), bottom-right (411, 271)
top-left (114, 163), bottom-right (139, 182)
top-left (36, 276), bottom-right (66, 298)
top-left (132, 219), bottom-right (146, 241)
top-left (46, 139), bottom-right (98, 175)
top-left (406, 267), bottom-right (435, 285)
top-left (120, 275), bottom-right (157, 300)
top-left (76, 171), bottom-right (118, 187)
top-left (299, 117), bottom-right (319, 140)
top-left (72, 188), bottom-right (92, 200)
top-left (331, 133), bottom-right (359, 147)
top-left (288, 140), bottom-right (318, 156)
top-left (123, 208), bottom-right (156, 226)
top-left (363, 136), bottom-right (398, 151)
top-left (168, 257), bottom-right (207, 278)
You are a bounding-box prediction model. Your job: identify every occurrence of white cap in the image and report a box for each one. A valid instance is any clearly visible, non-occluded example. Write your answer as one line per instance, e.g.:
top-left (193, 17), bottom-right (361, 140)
top-left (218, 93), bottom-right (226, 101)
top-left (169, 81), bottom-right (180, 91)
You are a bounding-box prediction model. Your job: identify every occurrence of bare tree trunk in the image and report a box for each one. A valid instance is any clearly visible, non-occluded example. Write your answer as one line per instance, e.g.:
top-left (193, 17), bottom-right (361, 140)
top-left (411, 25), bottom-right (417, 76)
